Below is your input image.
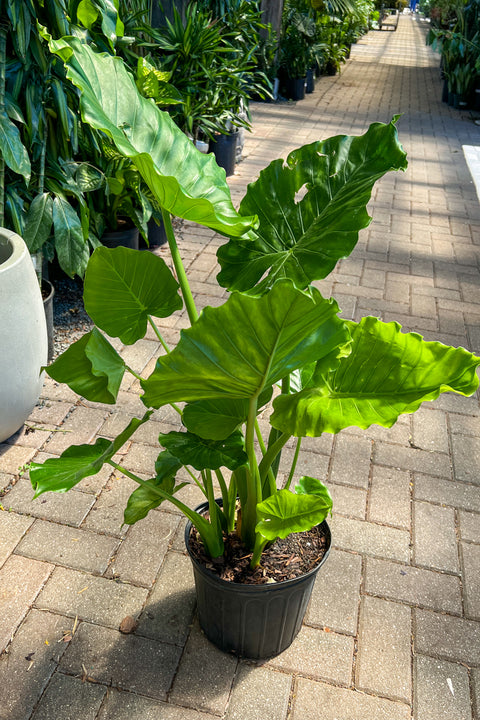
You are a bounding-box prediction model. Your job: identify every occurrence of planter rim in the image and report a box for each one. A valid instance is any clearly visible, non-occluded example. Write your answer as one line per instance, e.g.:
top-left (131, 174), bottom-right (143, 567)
top-left (0, 228), bottom-right (28, 274)
top-left (185, 502), bottom-right (331, 594)
top-left (42, 278), bottom-right (55, 303)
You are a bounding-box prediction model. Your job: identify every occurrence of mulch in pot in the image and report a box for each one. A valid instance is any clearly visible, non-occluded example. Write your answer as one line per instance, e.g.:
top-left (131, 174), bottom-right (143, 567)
top-left (188, 523), bottom-right (329, 585)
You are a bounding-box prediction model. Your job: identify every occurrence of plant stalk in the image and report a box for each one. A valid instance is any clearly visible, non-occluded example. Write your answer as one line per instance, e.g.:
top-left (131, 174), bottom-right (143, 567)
top-left (285, 437), bottom-right (302, 491)
top-left (258, 431), bottom-right (290, 487)
top-left (161, 207), bottom-right (198, 325)
top-left (108, 460), bottom-right (224, 557)
top-left (241, 396), bottom-right (261, 550)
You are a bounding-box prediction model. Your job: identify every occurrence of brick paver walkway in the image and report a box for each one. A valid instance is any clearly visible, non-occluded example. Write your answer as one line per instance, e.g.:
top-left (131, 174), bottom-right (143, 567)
top-left (1, 14), bottom-right (479, 720)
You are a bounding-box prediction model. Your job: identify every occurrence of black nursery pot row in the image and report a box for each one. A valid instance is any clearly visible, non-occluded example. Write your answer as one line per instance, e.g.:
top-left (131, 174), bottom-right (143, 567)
top-left (441, 79), bottom-right (480, 111)
top-left (279, 68), bottom-right (316, 102)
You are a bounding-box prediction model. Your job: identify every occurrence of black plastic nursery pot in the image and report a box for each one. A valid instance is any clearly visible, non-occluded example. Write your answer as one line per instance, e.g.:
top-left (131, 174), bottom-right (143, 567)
top-left (209, 131), bottom-right (238, 177)
top-left (185, 507), bottom-right (331, 659)
top-left (139, 217), bottom-right (168, 249)
top-left (306, 68), bottom-right (315, 94)
top-left (102, 226), bottom-right (139, 250)
top-left (42, 279), bottom-right (54, 364)
top-left (283, 76), bottom-right (306, 101)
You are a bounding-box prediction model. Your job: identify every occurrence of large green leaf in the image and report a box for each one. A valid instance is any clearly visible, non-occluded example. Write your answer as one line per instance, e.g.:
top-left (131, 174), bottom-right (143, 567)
top-left (182, 387), bottom-right (273, 441)
top-left (52, 195), bottom-right (90, 278)
top-left (0, 110), bottom-right (31, 180)
top-left (124, 451), bottom-right (184, 524)
top-left (217, 120), bottom-right (408, 293)
top-left (23, 192), bottom-right (53, 253)
top-left (30, 414), bottom-right (151, 497)
top-left (84, 246), bottom-right (183, 344)
top-left (141, 280), bottom-right (351, 408)
top-left (159, 430), bottom-right (247, 470)
top-left (255, 488), bottom-right (332, 541)
top-left (47, 36), bottom-right (256, 237)
top-left (271, 317), bottom-right (480, 437)
top-left (46, 328), bottom-right (125, 403)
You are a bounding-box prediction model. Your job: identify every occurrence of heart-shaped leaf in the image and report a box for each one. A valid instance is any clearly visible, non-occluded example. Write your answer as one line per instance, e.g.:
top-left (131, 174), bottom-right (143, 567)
top-left (46, 327), bottom-right (125, 403)
top-left (84, 246), bottom-right (183, 344)
top-left (217, 119), bottom-right (407, 293)
top-left (141, 280), bottom-right (351, 408)
top-left (271, 317), bottom-right (480, 436)
top-left (159, 430), bottom-right (247, 470)
top-left (255, 488), bottom-right (332, 541)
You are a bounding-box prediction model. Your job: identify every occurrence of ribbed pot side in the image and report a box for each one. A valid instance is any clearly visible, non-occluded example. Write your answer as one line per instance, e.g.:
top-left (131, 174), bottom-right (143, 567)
top-left (186, 515), bottom-right (331, 659)
top-left (0, 229), bottom-right (48, 442)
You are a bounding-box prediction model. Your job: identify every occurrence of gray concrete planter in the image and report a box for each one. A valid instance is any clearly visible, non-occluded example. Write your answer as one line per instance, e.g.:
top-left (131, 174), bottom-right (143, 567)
top-left (0, 229), bottom-right (47, 442)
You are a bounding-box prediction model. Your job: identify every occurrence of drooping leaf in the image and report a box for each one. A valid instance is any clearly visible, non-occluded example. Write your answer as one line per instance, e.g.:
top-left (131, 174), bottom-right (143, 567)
top-left (0, 110), bottom-right (30, 180)
top-left (271, 317), bottom-right (480, 437)
top-left (52, 195), bottom-right (90, 278)
top-left (47, 36), bottom-right (256, 237)
top-left (124, 451), bottom-right (184, 524)
top-left (141, 280), bottom-right (351, 408)
top-left (255, 489), bottom-right (332, 541)
top-left (217, 119), bottom-right (408, 293)
top-left (182, 387), bottom-right (273, 441)
top-left (83, 246), bottom-right (183, 344)
top-left (46, 328), bottom-right (125, 403)
top-left (159, 430), bottom-right (247, 471)
top-left (23, 192), bottom-right (53, 253)
top-left (30, 414), bottom-right (151, 497)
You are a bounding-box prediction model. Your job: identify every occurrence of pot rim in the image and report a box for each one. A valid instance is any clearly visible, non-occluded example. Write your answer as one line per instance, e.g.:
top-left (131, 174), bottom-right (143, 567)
top-left (42, 278), bottom-right (55, 304)
top-left (0, 228), bottom-right (28, 274)
top-left (185, 500), bottom-right (331, 593)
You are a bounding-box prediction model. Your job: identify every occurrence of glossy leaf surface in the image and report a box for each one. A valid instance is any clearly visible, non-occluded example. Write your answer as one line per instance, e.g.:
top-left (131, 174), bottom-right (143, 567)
top-left (124, 451), bottom-right (184, 524)
top-left (182, 388), bottom-right (273, 441)
top-left (30, 414), bottom-right (151, 497)
top-left (52, 195), bottom-right (89, 278)
top-left (0, 110), bottom-right (30, 179)
top-left (46, 328), bottom-right (125, 403)
top-left (271, 317), bottom-right (480, 436)
top-left (159, 430), bottom-right (247, 470)
top-left (23, 192), bottom-right (53, 253)
top-left (84, 246), bottom-right (183, 344)
top-left (217, 120), bottom-right (407, 293)
top-left (48, 36), bottom-right (256, 237)
top-left (141, 280), bottom-right (350, 408)
top-left (255, 489), bottom-right (332, 541)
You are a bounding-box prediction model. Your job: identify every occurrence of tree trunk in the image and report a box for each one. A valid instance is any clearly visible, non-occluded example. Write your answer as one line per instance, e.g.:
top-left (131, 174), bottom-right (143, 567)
top-left (260, 0), bottom-right (284, 36)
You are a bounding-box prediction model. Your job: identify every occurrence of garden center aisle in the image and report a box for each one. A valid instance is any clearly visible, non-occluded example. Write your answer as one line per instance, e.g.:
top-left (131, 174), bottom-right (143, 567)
top-left (1, 13), bottom-right (479, 720)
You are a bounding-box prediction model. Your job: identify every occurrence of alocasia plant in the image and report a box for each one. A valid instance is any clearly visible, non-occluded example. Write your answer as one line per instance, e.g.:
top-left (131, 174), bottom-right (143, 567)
top-left (29, 39), bottom-right (480, 568)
